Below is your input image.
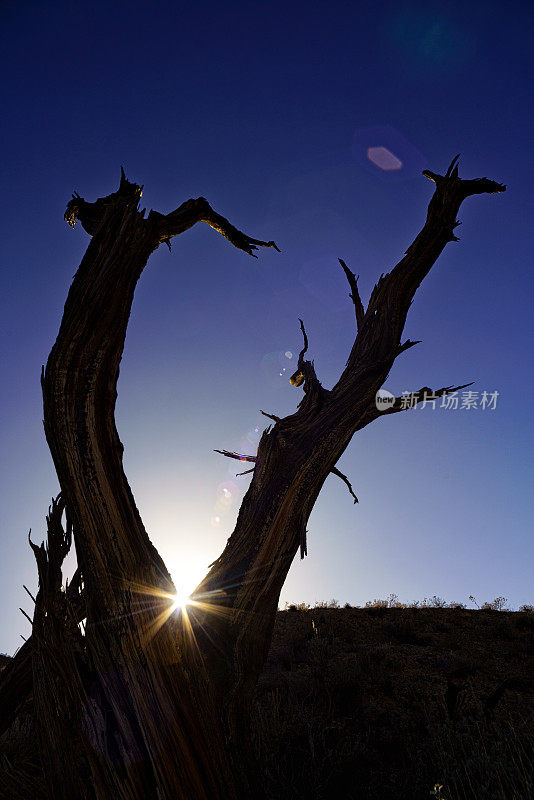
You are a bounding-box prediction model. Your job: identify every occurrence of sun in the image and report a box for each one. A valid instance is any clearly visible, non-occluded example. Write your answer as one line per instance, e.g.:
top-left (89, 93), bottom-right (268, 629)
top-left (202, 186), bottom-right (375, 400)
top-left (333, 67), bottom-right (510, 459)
top-left (170, 589), bottom-right (191, 613)
top-left (164, 550), bottom-right (210, 612)
top-left (129, 552), bottom-right (230, 647)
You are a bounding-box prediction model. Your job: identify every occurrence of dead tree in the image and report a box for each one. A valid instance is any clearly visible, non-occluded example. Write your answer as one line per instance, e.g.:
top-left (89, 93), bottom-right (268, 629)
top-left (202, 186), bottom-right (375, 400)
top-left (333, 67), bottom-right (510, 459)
top-left (0, 157), bottom-right (504, 799)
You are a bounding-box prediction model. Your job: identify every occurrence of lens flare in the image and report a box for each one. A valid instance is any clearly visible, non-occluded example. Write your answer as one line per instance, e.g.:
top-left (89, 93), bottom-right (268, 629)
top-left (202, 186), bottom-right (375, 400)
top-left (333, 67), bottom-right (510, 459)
top-left (170, 589), bottom-right (191, 612)
top-left (367, 146), bottom-right (402, 171)
top-left (116, 572), bottom-right (236, 663)
top-left (352, 124), bottom-right (427, 181)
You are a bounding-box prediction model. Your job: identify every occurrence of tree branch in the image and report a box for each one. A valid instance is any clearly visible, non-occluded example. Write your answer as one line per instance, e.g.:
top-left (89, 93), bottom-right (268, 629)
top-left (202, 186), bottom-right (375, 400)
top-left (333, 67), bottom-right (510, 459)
top-left (338, 258), bottom-right (365, 330)
top-left (376, 382), bottom-right (474, 417)
top-left (335, 157), bottom-right (505, 396)
top-left (214, 449), bottom-right (258, 477)
top-left (397, 339), bottom-right (422, 356)
top-left (300, 529), bottom-right (308, 560)
top-left (51, 167), bottom-right (278, 624)
top-left (215, 450), bottom-right (357, 502)
top-left (65, 168), bottom-right (281, 259)
top-left (64, 167), bottom-right (143, 235)
top-left (152, 197), bottom-right (280, 257)
top-left (260, 410), bottom-right (281, 423)
top-left (423, 153), bottom-right (506, 199)
top-left (214, 449), bottom-right (257, 463)
top-left (19, 607), bottom-right (33, 626)
top-left (330, 466), bottom-right (359, 504)
top-left (23, 584), bottom-right (36, 604)
top-left (288, 317), bottom-right (309, 387)
top-left (289, 318), bottom-right (327, 414)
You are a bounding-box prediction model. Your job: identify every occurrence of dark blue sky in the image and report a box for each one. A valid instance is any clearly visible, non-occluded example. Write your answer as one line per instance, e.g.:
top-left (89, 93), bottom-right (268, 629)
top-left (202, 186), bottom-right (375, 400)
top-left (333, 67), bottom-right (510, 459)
top-left (1, 0), bottom-right (533, 652)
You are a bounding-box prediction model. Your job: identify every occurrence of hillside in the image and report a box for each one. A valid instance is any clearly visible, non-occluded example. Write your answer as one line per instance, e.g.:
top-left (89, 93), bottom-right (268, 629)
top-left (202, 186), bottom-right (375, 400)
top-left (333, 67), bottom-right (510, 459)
top-left (252, 606), bottom-right (533, 800)
top-left (1, 607), bottom-right (533, 799)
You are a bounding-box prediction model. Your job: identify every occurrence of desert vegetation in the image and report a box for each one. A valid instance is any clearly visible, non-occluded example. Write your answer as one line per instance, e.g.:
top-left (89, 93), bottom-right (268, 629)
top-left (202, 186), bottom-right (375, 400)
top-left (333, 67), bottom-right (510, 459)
top-left (252, 600), bottom-right (533, 800)
top-left (2, 599), bottom-right (532, 800)
top-left (285, 595), bottom-right (534, 612)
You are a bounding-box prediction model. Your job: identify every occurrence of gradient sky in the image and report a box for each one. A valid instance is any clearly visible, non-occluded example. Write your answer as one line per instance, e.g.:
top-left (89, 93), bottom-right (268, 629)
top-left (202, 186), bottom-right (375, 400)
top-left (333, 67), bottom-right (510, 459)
top-left (1, 0), bottom-right (533, 654)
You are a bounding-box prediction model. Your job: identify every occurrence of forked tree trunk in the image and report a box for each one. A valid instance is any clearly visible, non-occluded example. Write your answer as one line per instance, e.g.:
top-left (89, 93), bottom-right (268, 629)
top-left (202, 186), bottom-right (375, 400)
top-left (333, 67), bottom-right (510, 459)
top-left (1, 159), bottom-right (504, 799)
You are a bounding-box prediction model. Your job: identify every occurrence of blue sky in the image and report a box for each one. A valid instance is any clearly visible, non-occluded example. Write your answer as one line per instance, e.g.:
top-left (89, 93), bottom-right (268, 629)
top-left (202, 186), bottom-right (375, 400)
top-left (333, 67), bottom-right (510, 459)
top-left (1, 0), bottom-right (533, 653)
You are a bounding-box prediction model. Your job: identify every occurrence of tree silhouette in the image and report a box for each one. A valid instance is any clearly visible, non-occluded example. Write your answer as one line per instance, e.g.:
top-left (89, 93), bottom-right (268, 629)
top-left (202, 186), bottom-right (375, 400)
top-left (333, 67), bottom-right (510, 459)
top-left (0, 157), bottom-right (504, 799)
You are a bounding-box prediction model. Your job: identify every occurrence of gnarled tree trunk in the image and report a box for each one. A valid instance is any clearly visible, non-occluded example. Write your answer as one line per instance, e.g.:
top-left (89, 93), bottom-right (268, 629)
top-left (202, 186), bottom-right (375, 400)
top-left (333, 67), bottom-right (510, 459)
top-left (1, 158), bottom-right (504, 799)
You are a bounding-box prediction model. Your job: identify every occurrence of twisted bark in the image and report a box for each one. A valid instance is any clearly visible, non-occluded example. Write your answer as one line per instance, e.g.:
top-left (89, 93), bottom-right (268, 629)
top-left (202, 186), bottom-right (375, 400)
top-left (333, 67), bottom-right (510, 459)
top-left (44, 171), bottom-right (279, 800)
top-left (193, 159), bottom-right (505, 708)
top-left (3, 159), bottom-right (504, 799)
